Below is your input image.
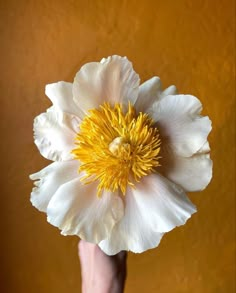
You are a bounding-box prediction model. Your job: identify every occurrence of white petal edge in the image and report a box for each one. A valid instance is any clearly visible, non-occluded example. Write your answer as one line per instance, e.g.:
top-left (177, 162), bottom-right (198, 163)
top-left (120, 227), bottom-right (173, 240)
top-left (134, 76), bottom-right (177, 113)
top-left (160, 84), bottom-right (178, 98)
top-left (30, 160), bottom-right (80, 212)
top-left (72, 55), bottom-right (140, 113)
top-left (33, 109), bottom-right (81, 161)
top-left (149, 95), bottom-right (212, 157)
top-left (99, 173), bottom-right (196, 255)
top-left (46, 178), bottom-right (124, 243)
top-left (45, 82), bottom-right (84, 118)
top-left (100, 230), bottom-right (164, 255)
top-left (159, 153), bottom-right (213, 192)
top-left (197, 141), bottom-right (210, 153)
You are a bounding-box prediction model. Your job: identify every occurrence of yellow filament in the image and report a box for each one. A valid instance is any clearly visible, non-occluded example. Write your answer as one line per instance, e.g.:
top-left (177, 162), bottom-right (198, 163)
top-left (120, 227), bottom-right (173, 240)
top-left (72, 102), bottom-right (161, 196)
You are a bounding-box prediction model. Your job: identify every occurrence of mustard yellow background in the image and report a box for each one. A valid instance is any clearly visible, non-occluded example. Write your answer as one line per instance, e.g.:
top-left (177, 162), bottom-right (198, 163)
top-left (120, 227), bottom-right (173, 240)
top-left (1, 0), bottom-right (235, 292)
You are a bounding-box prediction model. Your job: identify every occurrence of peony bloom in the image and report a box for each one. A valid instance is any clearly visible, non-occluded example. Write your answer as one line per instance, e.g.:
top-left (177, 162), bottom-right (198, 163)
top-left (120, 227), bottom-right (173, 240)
top-left (30, 55), bottom-right (212, 255)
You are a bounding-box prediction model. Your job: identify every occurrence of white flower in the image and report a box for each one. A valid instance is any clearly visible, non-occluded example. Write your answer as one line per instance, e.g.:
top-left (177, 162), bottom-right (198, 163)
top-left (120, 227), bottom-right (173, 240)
top-left (30, 55), bottom-right (212, 255)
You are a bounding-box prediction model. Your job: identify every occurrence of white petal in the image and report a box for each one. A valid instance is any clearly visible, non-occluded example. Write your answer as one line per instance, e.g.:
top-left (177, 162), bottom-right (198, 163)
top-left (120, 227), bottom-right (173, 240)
top-left (134, 77), bottom-right (162, 113)
top-left (30, 161), bottom-right (79, 212)
top-left (73, 55), bottom-right (140, 112)
top-left (100, 228), bottom-right (163, 255)
top-left (99, 174), bottom-right (196, 255)
top-left (47, 178), bottom-right (124, 243)
top-left (159, 153), bottom-right (213, 192)
top-left (160, 84), bottom-right (178, 97)
top-left (150, 95), bottom-right (212, 157)
top-left (33, 109), bottom-right (80, 161)
top-left (134, 77), bottom-right (178, 113)
top-left (197, 141), bottom-right (210, 153)
top-left (45, 82), bottom-right (84, 118)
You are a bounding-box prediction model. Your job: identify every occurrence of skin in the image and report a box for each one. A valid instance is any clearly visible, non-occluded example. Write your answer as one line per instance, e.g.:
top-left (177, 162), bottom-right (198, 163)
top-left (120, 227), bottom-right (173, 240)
top-left (78, 240), bottom-right (127, 293)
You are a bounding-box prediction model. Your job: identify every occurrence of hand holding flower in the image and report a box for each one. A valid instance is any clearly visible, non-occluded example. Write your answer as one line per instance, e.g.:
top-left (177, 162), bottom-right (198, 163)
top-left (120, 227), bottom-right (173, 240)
top-left (78, 240), bottom-right (127, 293)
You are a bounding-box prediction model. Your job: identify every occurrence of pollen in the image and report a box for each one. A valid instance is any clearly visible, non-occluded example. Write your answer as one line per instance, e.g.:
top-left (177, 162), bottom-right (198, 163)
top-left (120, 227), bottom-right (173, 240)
top-left (72, 102), bottom-right (161, 196)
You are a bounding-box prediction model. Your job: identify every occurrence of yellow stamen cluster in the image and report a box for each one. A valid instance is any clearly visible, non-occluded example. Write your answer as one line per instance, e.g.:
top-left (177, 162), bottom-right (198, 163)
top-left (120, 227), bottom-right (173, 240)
top-left (72, 102), bottom-right (161, 196)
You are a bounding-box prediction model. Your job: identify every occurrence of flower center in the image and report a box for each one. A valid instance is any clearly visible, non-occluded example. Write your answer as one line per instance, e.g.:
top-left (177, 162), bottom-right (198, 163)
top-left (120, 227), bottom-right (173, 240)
top-left (72, 102), bottom-right (161, 196)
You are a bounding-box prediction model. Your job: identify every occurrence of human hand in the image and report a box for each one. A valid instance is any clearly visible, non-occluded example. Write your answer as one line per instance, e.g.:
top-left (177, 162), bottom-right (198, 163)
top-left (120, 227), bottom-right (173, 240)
top-left (78, 240), bottom-right (127, 293)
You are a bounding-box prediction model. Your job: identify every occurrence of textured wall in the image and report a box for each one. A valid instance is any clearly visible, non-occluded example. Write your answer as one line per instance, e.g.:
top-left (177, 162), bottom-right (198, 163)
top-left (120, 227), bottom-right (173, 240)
top-left (0, 0), bottom-right (235, 292)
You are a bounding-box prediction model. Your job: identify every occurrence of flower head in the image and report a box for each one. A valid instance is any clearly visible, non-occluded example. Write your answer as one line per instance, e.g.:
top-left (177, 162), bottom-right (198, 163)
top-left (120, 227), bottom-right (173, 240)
top-left (30, 56), bottom-right (212, 255)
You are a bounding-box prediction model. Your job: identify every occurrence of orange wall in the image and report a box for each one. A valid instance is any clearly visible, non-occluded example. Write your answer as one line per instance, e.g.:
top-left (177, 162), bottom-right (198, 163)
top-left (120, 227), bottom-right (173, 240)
top-left (1, 0), bottom-right (235, 292)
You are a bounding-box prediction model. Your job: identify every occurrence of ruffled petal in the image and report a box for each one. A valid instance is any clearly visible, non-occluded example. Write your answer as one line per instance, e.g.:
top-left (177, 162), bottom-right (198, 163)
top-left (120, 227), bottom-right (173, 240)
top-left (134, 76), bottom-right (177, 113)
top-left (160, 84), bottom-right (178, 98)
top-left (73, 55), bottom-right (140, 113)
top-left (33, 109), bottom-right (81, 161)
top-left (30, 161), bottom-right (79, 212)
top-left (197, 141), bottom-right (210, 153)
top-left (150, 95), bottom-right (212, 157)
top-left (47, 178), bottom-right (124, 243)
top-left (159, 152), bottom-right (213, 192)
top-left (99, 173), bottom-right (196, 255)
top-left (134, 77), bottom-right (162, 113)
top-left (45, 82), bottom-right (84, 118)
top-left (100, 228), bottom-right (163, 255)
